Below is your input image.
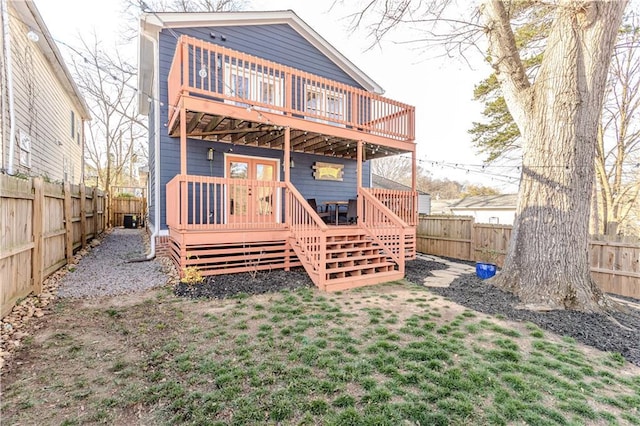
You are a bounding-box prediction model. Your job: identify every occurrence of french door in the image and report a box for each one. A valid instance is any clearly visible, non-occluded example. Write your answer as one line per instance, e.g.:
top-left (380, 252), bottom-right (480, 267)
top-left (225, 155), bottom-right (278, 224)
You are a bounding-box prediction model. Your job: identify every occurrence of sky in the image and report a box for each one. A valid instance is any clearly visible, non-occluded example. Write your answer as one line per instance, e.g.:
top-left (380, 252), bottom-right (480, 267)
top-left (34, 0), bottom-right (520, 192)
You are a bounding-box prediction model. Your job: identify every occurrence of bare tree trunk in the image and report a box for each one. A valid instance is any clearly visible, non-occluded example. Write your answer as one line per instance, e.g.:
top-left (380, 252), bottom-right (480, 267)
top-left (484, 0), bottom-right (627, 312)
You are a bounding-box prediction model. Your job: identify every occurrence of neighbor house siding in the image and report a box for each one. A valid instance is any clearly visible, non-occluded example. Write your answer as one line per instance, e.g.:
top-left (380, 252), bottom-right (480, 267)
top-left (153, 23), bottom-right (370, 230)
top-left (2, 5), bottom-right (84, 183)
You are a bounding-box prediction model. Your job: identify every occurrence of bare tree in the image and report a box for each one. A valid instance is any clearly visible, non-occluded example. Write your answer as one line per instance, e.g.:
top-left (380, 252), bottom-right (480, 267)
top-left (595, 19), bottom-right (640, 236)
top-left (350, 0), bottom-right (628, 312)
top-left (72, 34), bottom-right (147, 193)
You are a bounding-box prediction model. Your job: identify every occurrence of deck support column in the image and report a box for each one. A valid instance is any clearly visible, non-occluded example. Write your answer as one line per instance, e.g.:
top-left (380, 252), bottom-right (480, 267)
top-left (411, 147), bottom-right (416, 192)
top-left (180, 101), bottom-right (187, 175)
top-left (284, 127), bottom-right (291, 223)
top-left (357, 140), bottom-right (363, 223)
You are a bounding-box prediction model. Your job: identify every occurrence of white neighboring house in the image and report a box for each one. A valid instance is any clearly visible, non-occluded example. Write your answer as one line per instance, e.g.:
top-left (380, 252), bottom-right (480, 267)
top-left (448, 194), bottom-right (518, 224)
top-left (0, 0), bottom-right (90, 183)
top-left (371, 174), bottom-right (431, 215)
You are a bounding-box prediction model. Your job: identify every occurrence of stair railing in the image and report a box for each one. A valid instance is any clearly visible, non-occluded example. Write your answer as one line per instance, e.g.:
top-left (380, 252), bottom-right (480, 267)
top-left (359, 188), bottom-right (411, 274)
top-left (286, 183), bottom-right (328, 281)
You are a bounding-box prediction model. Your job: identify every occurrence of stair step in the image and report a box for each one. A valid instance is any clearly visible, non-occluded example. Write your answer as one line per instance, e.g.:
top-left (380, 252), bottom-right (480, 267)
top-left (326, 253), bottom-right (388, 265)
top-left (324, 270), bottom-right (405, 292)
top-left (325, 261), bottom-right (397, 276)
top-left (326, 247), bottom-right (380, 256)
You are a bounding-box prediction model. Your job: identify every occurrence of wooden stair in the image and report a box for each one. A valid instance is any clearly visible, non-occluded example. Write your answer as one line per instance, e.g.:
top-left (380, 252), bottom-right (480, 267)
top-left (290, 226), bottom-right (404, 292)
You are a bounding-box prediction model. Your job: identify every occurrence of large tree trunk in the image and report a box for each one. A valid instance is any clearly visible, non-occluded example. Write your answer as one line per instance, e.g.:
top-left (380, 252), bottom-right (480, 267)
top-left (483, 1), bottom-right (627, 312)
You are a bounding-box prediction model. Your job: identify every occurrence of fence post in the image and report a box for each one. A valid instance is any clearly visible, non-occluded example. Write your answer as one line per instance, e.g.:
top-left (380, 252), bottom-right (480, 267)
top-left (64, 182), bottom-right (73, 263)
top-left (92, 186), bottom-right (98, 238)
top-left (32, 177), bottom-right (44, 294)
top-left (80, 183), bottom-right (87, 249)
top-left (470, 217), bottom-right (476, 262)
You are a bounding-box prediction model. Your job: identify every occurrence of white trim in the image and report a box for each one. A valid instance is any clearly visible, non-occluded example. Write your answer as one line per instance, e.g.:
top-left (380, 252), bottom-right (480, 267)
top-left (138, 10), bottom-right (383, 96)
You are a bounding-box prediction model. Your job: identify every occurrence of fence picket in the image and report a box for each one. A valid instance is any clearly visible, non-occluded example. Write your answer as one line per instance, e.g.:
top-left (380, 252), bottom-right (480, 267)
top-left (417, 215), bottom-right (640, 299)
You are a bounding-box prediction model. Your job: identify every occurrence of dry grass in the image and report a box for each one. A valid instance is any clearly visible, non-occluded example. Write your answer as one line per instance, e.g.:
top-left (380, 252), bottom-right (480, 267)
top-left (2, 281), bottom-right (639, 425)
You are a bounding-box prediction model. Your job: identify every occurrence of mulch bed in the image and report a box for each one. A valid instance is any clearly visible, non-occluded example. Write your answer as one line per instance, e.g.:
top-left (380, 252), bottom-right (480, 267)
top-left (426, 274), bottom-right (640, 368)
top-left (174, 268), bottom-right (314, 299)
top-left (173, 258), bottom-right (640, 367)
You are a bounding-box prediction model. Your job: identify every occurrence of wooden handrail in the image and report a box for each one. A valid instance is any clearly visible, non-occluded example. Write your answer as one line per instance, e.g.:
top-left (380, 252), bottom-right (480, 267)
top-left (166, 174), bottom-right (287, 230)
top-left (286, 182), bottom-right (327, 277)
top-left (367, 188), bottom-right (417, 226)
top-left (167, 35), bottom-right (415, 141)
top-left (359, 188), bottom-right (410, 266)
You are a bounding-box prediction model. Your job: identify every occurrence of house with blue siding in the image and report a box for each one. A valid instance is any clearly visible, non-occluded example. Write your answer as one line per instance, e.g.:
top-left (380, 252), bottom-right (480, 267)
top-left (138, 10), bottom-right (418, 291)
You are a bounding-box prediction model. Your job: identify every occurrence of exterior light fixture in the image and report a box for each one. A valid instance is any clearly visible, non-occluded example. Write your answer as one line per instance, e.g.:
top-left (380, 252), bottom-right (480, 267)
top-left (207, 148), bottom-right (215, 161)
top-left (27, 30), bottom-right (39, 42)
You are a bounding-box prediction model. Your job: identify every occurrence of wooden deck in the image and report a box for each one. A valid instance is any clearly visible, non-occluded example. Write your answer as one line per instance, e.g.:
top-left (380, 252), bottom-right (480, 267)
top-left (167, 175), bottom-right (416, 291)
top-left (167, 35), bottom-right (416, 163)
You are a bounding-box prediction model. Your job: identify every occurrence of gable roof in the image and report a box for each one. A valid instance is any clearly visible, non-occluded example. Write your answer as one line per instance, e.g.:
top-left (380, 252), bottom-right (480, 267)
top-left (371, 174), bottom-right (428, 195)
top-left (450, 194), bottom-right (518, 210)
top-left (10, 0), bottom-right (90, 119)
top-left (138, 10), bottom-right (384, 113)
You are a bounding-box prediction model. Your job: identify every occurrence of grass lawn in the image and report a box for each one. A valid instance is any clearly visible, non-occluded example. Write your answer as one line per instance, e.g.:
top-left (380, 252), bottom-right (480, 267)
top-left (2, 281), bottom-right (639, 425)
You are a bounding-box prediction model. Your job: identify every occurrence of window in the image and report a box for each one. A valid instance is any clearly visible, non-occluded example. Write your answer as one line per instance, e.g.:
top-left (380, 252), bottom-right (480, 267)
top-left (18, 130), bottom-right (31, 168)
top-left (70, 111), bottom-right (75, 138)
top-left (224, 64), bottom-right (283, 108)
top-left (305, 86), bottom-right (345, 121)
top-left (488, 217), bottom-right (500, 224)
top-left (76, 118), bottom-right (81, 145)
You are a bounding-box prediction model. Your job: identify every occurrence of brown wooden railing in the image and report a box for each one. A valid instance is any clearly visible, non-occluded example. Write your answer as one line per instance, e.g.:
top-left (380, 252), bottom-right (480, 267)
top-left (359, 189), bottom-right (409, 270)
top-left (166, 175), bottom-right (287, 230)
top-left (286, 182), bottom-right (328, 278)
top-left (367, 188), bottom-right (417, 226)
top-left (168, 35), bottom-right (415, 141)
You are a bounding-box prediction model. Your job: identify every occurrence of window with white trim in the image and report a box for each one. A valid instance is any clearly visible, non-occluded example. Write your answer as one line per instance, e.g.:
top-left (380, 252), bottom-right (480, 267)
top-left (224, 64), bottom-right (283, 108)
top-left (488, 217), bottom-right (499, 224)
top-left (305, 86), bottom-right (345, 121)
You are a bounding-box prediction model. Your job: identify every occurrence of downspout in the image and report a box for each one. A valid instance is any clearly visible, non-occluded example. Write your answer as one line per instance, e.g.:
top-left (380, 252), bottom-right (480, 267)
top-left (146, 32), bottom-right (161, 260)
top-left (1, 0), bottom-right (16, 175)
top-left (129, 30), bottom-right (160, 264)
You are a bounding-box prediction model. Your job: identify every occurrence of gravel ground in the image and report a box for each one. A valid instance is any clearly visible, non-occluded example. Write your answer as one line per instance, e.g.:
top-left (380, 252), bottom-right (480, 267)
top-left (57, 228), bottom-right (168, 298)
top-left (174, 258), bottom-right (640, 367)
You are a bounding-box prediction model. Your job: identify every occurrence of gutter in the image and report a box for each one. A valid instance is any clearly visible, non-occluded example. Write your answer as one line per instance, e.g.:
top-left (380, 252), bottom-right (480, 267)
top-left (1, 0), bottom-right (16, 175)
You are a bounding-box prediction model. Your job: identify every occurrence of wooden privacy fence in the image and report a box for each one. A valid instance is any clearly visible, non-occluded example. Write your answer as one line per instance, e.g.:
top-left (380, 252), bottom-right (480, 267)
top-left (417, 215), bottom-right (640, 299)
top-left (110, 196), bottom-right (146, 228)
top-left (1, 175), bottom-right (107, 317)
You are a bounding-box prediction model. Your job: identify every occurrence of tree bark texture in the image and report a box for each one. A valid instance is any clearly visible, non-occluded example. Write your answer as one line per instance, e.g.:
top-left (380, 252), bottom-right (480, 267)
top-left (482, 0), bottom-right (627, 311)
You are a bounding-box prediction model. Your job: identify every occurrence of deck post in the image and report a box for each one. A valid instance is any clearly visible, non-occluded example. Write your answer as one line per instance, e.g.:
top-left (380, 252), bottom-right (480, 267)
top-left (357, 140), bottom-right (363, 223)
top-left (411, 148), bottom-right (416, 193)
top-left (284, 126), bottom-right (291, 224)
top-left (180, 101), bottom-right (187, 175)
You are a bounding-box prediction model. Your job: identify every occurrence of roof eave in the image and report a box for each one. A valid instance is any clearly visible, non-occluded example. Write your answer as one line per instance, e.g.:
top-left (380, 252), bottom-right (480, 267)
top-left (17, 0), bottom-right (91, 120)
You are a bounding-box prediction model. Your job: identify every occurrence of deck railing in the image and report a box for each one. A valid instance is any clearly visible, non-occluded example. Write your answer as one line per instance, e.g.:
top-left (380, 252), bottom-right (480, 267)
top-left (359, 189), bottom-right (409, 270)
top-left (286, 183), bottom-right (328, 278)
top-left (168, 35), bottom-right (415, 141)
top-left (166, 175), bottom-right (287, 230)
top-left (366, 188), bottom-right (417, 226)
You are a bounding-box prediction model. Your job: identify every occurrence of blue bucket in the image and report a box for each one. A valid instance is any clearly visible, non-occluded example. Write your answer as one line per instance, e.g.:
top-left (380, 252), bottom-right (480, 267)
top-left (476, 262), bottom-right (497, 279)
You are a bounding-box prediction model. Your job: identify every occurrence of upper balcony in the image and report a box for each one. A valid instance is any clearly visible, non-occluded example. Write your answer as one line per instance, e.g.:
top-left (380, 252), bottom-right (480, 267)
top-left (167, 35), bottom-right (416, 159)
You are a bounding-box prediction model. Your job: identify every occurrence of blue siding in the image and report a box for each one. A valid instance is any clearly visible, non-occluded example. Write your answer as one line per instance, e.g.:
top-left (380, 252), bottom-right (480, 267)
top-left (153, 22), bottom-right (371, 230)
top-left (160, 24), bottom-right (363, 89)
